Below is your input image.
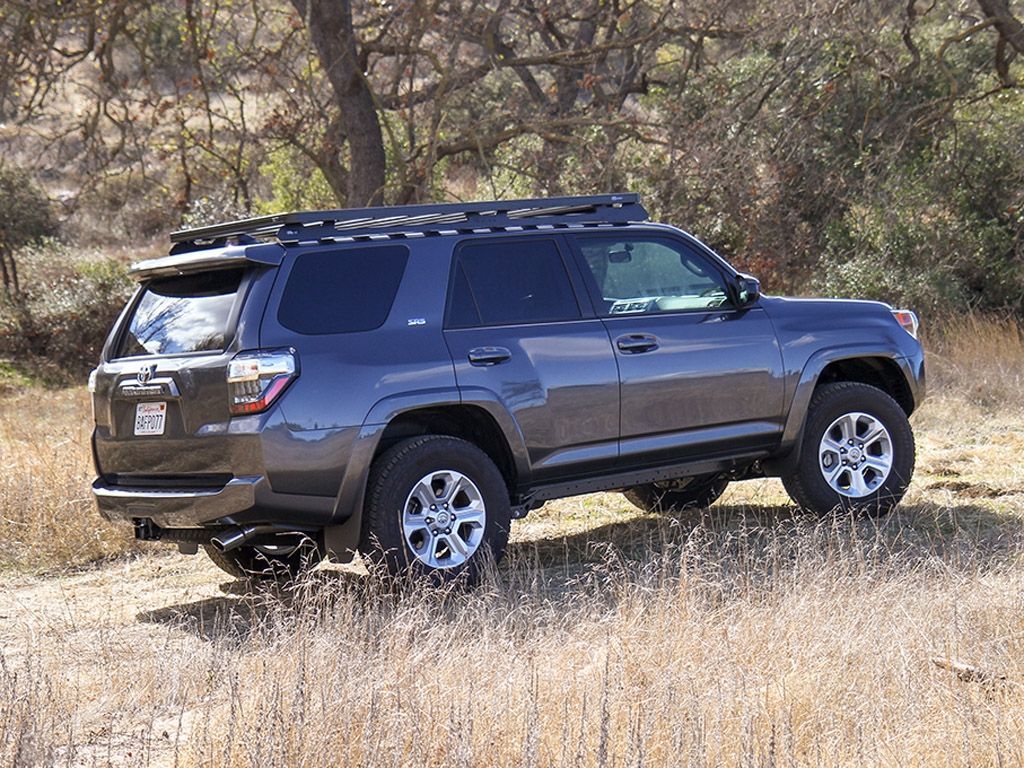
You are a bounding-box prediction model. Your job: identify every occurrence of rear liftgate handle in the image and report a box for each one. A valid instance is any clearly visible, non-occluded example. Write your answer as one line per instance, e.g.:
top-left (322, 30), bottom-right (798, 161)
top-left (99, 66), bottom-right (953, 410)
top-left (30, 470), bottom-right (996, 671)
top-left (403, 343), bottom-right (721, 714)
top-left (616, 334), bottom-right (659, 354)
top-left (468, 346), bottom-right (513, 366)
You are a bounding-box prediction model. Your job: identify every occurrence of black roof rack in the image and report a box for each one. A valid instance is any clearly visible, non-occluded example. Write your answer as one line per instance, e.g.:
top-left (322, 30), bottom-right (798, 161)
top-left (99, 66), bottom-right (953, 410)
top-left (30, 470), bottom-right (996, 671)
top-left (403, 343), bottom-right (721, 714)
top-left (169, 193), bottom-right (648, 247)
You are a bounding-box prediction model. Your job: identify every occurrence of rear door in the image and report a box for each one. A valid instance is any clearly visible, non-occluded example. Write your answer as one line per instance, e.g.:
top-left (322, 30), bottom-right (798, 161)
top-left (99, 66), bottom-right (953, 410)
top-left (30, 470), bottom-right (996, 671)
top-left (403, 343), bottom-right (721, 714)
top-left (443, 235), bottom-right (620, 481)
top-left (92, 266), bottom-right (263, 478)
top-left (569, 233), bottom-right (785, 464)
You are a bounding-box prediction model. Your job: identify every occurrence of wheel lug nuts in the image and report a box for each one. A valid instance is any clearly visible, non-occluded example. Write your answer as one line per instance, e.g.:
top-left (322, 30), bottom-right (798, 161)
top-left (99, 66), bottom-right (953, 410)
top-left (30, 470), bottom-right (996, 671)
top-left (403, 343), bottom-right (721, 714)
top-left (445, 528), bottom-right (452, 534)
top-left (840, 447), bottom-right (846, 453)
top-left (430, 505), bottom-right (437, 510)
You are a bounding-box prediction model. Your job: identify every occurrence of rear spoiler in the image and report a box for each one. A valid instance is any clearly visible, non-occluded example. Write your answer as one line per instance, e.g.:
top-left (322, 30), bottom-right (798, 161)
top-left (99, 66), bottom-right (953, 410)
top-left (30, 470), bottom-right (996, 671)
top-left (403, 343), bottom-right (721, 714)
top-left (129, 243), bottom-right (286, 281)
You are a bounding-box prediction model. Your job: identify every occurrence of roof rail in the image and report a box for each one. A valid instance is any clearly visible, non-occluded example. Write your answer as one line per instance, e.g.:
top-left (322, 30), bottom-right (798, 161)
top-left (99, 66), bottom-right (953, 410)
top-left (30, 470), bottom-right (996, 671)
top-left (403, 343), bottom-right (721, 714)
top-left (169, 193), bottom-right (648, 247)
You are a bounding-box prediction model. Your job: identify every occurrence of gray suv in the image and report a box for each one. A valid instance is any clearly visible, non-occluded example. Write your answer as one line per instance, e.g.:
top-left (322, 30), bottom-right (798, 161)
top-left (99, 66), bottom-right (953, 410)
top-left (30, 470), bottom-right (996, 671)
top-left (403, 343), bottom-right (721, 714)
top-left (90, 194), bottom-right (925, 582)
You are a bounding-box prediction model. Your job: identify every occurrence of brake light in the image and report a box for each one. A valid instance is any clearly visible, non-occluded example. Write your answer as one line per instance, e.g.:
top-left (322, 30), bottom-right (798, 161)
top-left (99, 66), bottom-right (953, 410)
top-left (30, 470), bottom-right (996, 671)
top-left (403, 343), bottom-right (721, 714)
top-left (227, 350), bottom-right (297, 415)
top-left (891, 309), bottom-right (919, 338)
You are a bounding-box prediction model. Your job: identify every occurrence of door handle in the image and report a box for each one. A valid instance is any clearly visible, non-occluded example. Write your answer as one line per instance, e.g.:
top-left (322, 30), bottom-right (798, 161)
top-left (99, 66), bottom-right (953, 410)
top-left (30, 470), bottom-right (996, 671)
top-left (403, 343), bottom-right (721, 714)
top-left (468, 346), bottom-right (512, 366)
top-left (616, 334), bottom-right (659, 353)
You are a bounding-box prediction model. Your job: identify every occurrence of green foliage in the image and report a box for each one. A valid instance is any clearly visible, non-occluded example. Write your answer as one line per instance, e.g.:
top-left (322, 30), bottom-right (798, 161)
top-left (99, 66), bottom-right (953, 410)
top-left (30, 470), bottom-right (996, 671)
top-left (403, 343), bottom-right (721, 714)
top-left (0, 166), bottom-right (56, 254)
top-left (0, 243), bottom-right (132, 381)
top-left (254, 146), bottom-right (337, 214)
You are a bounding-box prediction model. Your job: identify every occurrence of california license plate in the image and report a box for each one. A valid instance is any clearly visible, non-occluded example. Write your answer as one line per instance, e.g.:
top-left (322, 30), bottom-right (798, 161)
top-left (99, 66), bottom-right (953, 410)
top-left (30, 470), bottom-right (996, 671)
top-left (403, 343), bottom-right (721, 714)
top-left (134, 402), bottom-right (167, 436)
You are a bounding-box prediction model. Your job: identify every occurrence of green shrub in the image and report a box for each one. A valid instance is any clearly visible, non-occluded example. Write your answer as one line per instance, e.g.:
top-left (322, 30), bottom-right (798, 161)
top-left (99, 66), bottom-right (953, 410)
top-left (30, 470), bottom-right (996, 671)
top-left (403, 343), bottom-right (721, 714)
top-left (255, 145), bottom-right (336, 214)
top-left (0, 166), bottom-right (57, 295)
top-left (0, 244), bottom-right (132, 381)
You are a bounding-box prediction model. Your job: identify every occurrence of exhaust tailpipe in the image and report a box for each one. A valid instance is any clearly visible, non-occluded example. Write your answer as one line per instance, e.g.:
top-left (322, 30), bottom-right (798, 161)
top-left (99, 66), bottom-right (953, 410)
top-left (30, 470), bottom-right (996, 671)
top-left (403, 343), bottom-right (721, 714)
top-left (210, 525), bottom-right (260, 552)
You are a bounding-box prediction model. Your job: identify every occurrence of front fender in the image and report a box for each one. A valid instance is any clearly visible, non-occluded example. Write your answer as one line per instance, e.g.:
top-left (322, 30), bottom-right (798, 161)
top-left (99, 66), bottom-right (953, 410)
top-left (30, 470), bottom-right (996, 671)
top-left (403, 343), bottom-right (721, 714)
top-left (766, 346), bottom-right (916, 474)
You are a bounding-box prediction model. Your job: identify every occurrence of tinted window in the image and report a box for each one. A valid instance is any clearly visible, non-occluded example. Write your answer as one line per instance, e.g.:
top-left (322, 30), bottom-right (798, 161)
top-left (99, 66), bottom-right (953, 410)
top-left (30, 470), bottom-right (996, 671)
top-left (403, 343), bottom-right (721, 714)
top-left (576, 238), bottom-right (730, 315)
top-left (278, 245), bottom-right (408, 334)
top-left (448, 239), bottom-right (580, 327)
top-left (117, 269), bottom-right (243, 358)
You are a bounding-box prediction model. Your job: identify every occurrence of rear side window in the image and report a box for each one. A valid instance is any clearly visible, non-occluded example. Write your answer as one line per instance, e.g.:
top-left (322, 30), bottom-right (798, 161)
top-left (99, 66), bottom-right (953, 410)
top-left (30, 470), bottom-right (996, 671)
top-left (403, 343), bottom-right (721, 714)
top-left (278, 245), bottom-right (409, 334)
top-left (448, 239), bottom-right (580, 327)
top-left (117, 269), bottom-right (243, 358)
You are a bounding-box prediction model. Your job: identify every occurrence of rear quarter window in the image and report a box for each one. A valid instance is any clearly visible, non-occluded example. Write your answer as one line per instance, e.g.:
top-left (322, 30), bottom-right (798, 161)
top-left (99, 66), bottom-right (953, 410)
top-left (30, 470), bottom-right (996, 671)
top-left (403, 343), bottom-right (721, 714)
top-left (277, 245), bottom-right (409, 334)
top-left (117, 269), bottom-right (243, 358)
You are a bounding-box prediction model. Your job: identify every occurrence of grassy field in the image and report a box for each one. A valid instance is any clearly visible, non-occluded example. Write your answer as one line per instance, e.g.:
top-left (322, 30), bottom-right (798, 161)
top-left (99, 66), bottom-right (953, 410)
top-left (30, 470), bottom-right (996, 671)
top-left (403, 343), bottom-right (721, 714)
top-left (1, 317), bottom-right (1023, 767)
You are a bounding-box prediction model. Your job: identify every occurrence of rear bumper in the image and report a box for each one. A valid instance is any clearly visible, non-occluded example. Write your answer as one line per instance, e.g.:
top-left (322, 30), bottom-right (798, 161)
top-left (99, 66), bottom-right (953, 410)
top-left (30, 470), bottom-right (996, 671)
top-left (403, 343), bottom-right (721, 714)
top-left (93, 476), bottom-right (262, 528)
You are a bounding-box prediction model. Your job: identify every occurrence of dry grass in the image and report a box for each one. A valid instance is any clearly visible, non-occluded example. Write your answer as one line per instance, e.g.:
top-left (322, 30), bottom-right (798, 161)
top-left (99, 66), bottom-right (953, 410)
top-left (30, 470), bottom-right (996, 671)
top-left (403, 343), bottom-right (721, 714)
top-left (0, 388), bottom-right (137, 570)
top-left (1, 316), bottom-right (1023, 766)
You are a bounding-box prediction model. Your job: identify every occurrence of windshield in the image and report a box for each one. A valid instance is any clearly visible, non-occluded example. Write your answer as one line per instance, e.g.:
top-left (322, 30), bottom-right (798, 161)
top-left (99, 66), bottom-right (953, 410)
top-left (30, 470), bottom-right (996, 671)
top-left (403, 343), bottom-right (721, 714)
top-left (116, 269), bottom-right (243, 358)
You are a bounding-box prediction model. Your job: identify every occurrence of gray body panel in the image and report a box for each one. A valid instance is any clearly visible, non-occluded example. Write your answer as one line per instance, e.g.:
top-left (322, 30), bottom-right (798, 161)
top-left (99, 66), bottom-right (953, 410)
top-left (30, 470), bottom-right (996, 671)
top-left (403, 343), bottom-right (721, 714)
top-left (91, 221), bottom-right (926, 549)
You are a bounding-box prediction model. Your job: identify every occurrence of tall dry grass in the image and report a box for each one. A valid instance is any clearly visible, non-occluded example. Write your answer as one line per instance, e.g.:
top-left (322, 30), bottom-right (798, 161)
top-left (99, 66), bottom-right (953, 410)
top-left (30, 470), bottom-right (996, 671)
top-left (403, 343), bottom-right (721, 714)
top-left (924, 313), bottom-right (1024, 409)
top-left (5, 511), bottom-right (1024, 767)
top-left (0, 388), bottom-right (135, 570)
top-left (1, 316), bottom-right (1023, 767)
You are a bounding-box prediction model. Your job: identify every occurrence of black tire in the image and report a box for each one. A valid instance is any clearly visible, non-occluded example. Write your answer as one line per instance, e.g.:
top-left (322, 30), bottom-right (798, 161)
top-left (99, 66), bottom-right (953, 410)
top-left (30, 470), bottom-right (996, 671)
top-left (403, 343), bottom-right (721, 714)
top-left (204, 535), bottom-right (322, 580)
top-left (781, 381), bottom-right (915, 516)
top-left (623, 474), bottom-right (729, 514)
top-left (360, 435), bottom-right (512, 584)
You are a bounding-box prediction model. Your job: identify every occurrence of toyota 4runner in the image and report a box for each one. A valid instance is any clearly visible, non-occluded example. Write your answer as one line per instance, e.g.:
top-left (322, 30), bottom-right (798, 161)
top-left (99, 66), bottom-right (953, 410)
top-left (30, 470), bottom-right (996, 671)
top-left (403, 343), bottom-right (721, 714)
top-left (90, 194), bottom-right (924, 582)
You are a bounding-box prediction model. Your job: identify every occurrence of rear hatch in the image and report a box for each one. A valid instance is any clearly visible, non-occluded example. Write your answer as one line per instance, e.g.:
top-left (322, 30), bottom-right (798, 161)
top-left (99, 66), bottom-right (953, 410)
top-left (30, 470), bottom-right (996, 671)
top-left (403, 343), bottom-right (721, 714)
top-left (92, 262), bottom-right (272, 483)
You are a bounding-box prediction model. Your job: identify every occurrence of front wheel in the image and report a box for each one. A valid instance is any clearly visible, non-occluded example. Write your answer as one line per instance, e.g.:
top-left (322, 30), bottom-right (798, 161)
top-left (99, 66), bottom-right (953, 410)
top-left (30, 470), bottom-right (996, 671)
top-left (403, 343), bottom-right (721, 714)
top-left (360, 435), bottom-right (512, 584)
top-left (782, 382), bottom-right (915, 516)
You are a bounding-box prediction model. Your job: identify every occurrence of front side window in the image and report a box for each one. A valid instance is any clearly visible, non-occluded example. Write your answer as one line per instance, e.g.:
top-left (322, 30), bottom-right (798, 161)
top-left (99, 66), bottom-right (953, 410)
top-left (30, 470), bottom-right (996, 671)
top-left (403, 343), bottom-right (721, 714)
top-left (117, 269), bottom-right (243, 358)
top-left (448, 238), bottom-right (580, 327)
top-left (575, 237), bottom-right (730, 315)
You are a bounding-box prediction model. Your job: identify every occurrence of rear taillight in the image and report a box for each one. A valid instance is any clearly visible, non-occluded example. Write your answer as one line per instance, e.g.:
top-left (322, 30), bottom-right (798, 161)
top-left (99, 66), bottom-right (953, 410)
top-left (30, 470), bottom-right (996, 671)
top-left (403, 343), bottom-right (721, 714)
top-left (891, 309), bottom-right (919, 338)
top-left (227, 350), bottom-right (298, 415)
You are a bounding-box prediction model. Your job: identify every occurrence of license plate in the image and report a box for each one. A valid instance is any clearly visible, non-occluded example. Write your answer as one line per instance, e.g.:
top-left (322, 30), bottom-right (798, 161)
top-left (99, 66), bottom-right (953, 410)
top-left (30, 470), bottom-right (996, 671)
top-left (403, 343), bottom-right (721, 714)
top-left (134, 402), bottom-right (167, 436)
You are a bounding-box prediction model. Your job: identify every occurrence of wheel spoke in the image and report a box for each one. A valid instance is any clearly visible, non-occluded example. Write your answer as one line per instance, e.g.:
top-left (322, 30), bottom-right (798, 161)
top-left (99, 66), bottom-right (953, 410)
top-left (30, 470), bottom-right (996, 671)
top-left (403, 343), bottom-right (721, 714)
top-left (410, 479), bottom-right (438, 510)
top-left (825, 464), bottom-right (847, 486)
top-left (861, 423), bottom-right (887, 448)
top-left (838, 414), bottom-right (856, 442)
top-left (446, 532), bottom-right (469, 557)
top-left (848, 468), bottom-right (870, 496)
top-left (821, 436), bottom-right (845, 453)
top-left (455, 508), bottom-right (485, 528)
top-left (863, 456), bottom-right (891, 475)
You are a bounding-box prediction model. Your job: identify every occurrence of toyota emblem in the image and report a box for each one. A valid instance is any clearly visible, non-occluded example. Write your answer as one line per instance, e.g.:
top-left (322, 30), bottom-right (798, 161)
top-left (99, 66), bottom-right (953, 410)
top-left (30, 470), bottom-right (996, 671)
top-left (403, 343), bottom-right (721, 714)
top-left (137, 364), bottom-right (157, 384)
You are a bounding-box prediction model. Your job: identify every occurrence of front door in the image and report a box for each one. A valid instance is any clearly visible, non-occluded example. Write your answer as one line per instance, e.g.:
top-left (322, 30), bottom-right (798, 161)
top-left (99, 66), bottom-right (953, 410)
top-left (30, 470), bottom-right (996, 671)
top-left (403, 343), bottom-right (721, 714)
top-left (569, 233), bottom-right (785, 464)
top-left (443, 235), bottom-right (620, 481)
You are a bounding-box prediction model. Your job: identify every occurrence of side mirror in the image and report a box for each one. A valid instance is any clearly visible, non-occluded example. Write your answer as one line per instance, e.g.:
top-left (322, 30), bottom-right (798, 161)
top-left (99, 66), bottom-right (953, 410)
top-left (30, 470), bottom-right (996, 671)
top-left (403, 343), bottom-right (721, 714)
top-left (736, 274), bottom-right (760, 306)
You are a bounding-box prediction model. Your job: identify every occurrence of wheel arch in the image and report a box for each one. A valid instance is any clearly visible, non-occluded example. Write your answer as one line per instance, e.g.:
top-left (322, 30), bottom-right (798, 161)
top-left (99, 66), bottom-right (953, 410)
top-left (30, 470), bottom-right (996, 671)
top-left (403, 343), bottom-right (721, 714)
top-left (765, 348), bottom-right (917, 476)
top-left (323, 392), bottom-right (529, 562)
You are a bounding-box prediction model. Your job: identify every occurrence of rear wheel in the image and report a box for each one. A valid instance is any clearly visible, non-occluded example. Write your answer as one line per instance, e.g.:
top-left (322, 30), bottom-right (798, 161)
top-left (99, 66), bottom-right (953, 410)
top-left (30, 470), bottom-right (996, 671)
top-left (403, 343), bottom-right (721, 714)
top-left (204, 535), bottom-right (322, 580)
top-left (360, 435), bottom-right (512, 584)
top-left (623, 474), bottom-right (729, 514)
top-left (782, 381), bottom-right (915, 516)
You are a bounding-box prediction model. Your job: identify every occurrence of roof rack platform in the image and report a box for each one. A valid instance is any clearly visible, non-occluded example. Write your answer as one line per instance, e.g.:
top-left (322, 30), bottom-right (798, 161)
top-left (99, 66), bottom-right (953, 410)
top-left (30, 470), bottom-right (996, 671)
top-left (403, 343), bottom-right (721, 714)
top-left (169, 193), bottom-right (648, 247)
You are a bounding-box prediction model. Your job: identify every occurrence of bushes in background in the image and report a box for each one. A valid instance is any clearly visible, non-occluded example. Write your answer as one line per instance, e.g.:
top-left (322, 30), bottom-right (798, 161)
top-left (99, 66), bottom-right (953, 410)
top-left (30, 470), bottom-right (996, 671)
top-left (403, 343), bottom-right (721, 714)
top-left (0, 243), bottom-right (132, 383)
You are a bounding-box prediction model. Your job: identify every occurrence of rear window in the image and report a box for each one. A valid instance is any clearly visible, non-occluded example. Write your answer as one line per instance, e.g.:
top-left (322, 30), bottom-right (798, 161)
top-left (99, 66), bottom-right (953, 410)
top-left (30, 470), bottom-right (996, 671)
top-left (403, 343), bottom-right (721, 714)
top-left (116, 269), bottom-right (243, 358)
top-left (278, 245), bottom-right (409, 334)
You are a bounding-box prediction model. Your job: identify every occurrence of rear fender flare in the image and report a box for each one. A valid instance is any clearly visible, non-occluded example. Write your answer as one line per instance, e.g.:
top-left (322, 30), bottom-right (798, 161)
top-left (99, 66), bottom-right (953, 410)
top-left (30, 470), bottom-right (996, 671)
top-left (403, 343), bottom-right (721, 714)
top-left (323, 387), bottom-right (529, 561)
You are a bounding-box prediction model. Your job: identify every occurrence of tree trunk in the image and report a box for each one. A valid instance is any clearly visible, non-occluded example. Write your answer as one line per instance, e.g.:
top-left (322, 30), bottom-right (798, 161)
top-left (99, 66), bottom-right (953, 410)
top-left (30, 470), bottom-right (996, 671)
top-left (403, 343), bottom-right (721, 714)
top-left (290, 0), bottom-right (386, 207)
top-left (977, 0), bottom-right (1024, 54)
